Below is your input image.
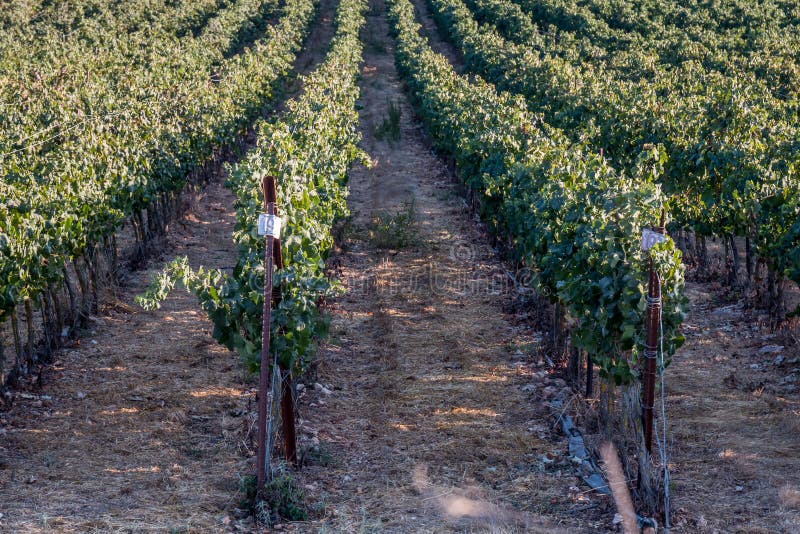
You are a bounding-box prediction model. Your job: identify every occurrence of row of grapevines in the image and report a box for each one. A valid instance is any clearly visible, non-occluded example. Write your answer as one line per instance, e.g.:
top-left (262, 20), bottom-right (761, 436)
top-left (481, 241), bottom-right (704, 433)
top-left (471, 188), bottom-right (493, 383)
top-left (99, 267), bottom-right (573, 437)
top-left (575, 0), bottom-right (800, 55)
top-left (138, 0), bottom-right (368, 374)
top-left (387, 0), bottom-right (685, 385)
top-left (0, 0), bottom-right (218, 52)
top-left (0, 0), bottom-right (315, 324)
top-left (425, 0), bottom-right (800, 295)
top-left (488, 0), bottom-right (800, 295)
top-left (0, 0), bottom-right (280, 148)
top-left (510, 0), bottom-right (800, 101)
top-left (0, 0), bottom-right (42, 30)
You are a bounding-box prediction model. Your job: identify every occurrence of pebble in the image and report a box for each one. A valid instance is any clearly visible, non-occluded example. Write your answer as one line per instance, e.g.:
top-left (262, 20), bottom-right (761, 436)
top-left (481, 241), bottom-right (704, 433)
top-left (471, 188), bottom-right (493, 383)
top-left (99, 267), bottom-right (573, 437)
top-left (711, 305), bottom-right (739, 318)
top-left (759, 345), bottom-right (784, 354)
top-left (314, 383), bottom-right (332, 396)
top-left (542, 386), bottom-right (557, 397)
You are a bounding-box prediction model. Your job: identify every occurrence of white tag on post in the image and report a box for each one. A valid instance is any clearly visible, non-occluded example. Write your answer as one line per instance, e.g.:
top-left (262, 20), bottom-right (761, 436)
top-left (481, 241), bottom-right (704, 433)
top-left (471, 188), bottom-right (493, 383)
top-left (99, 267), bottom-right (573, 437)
top-left (641, 228), bottom-right (666, 252)
top-left (257, 214), bottom-right (283, 238)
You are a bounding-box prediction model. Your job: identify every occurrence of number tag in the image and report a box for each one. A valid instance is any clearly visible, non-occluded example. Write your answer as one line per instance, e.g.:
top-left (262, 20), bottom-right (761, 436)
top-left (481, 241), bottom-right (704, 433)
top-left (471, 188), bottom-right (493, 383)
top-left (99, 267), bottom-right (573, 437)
top-left (258, 214), bottom-right (283, 238)
top-left (641, 228), bottom-right (665, 252)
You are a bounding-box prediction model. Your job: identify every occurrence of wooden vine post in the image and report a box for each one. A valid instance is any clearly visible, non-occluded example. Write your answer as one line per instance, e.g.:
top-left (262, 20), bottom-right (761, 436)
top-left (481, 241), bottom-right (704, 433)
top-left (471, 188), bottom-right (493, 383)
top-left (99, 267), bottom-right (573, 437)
top-left (256, 176), bottom-right (295, 495)
top-left (641, 210), bottom-right (666, 453)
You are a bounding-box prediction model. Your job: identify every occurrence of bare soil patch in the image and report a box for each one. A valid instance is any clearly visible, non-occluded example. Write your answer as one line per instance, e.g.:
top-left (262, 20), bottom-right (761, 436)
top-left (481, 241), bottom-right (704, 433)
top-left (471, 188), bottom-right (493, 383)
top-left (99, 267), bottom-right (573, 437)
top-left (0, 182), bottom-right (250, 532)
top-left (664, 283), bottom-right (800, 533)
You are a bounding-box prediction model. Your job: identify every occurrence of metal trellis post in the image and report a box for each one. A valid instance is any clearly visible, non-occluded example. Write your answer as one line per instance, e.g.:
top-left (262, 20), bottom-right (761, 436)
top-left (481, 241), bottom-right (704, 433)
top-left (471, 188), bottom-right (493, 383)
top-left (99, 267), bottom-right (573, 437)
top-left (642, 210), bottom-right (666, 453)
top-left (256, 176), bottom-right (285, 493)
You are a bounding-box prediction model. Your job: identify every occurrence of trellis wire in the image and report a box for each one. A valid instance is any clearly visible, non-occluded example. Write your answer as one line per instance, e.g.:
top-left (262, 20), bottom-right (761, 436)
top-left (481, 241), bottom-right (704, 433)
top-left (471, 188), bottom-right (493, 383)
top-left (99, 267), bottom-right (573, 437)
top-left (264, 348), bottom-right (282, 483)
top-left (652, 287), bottom-right (671, 532)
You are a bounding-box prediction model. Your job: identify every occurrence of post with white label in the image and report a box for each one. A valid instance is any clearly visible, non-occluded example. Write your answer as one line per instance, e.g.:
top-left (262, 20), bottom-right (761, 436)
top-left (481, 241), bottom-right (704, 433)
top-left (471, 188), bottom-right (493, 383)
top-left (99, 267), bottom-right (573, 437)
top-left (256, 176), bottom-right (287, 495)
top-left (641, 209), bottom-right (666, 454)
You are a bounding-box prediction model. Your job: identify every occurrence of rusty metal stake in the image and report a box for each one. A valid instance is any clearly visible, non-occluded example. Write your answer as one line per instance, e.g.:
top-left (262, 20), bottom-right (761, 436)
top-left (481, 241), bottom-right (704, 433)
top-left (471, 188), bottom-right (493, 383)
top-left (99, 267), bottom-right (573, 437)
top-left (280, 370), bottom-right (297, 466)
top-left (256, 176), bottom-right (285, 494)
top-left (642, 210), bottom-right (666, 454)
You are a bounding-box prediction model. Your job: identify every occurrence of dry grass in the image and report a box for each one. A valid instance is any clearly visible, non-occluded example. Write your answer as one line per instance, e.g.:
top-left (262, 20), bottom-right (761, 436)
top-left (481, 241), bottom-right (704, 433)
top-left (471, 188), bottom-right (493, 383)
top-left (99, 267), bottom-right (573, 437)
top-left (0, 182), bottom-right (254, 532)
top-left (598, 443), bottom-right (637, 534)
top-left (660, 283), bottom-right (800, 532)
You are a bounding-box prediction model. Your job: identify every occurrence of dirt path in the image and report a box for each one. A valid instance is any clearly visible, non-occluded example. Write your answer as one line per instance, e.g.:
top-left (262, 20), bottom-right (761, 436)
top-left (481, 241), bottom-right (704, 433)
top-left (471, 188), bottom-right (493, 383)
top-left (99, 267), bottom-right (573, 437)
top-left (1, 181), bottom-right (247, 532)
top-left (0, 2), bottom-right (339, 531)
top-left (291, 0), bottom-right (586, 531)
top-left (665, 283), bottom-right (800, 533)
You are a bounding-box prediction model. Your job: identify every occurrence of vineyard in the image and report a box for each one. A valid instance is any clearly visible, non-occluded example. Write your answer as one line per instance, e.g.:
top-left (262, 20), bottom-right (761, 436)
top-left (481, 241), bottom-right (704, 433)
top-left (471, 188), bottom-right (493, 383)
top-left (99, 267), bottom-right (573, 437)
top-left (0, 0), bottom-right (798, 531)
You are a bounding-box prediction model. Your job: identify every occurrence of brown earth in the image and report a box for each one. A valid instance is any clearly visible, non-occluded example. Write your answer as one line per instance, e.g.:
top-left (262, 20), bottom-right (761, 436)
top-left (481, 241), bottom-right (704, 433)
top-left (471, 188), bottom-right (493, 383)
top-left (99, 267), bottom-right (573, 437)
top-left (0, 179), bottom-right (249, 532)
top-left (664, 283), bottom-right (800, 533)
